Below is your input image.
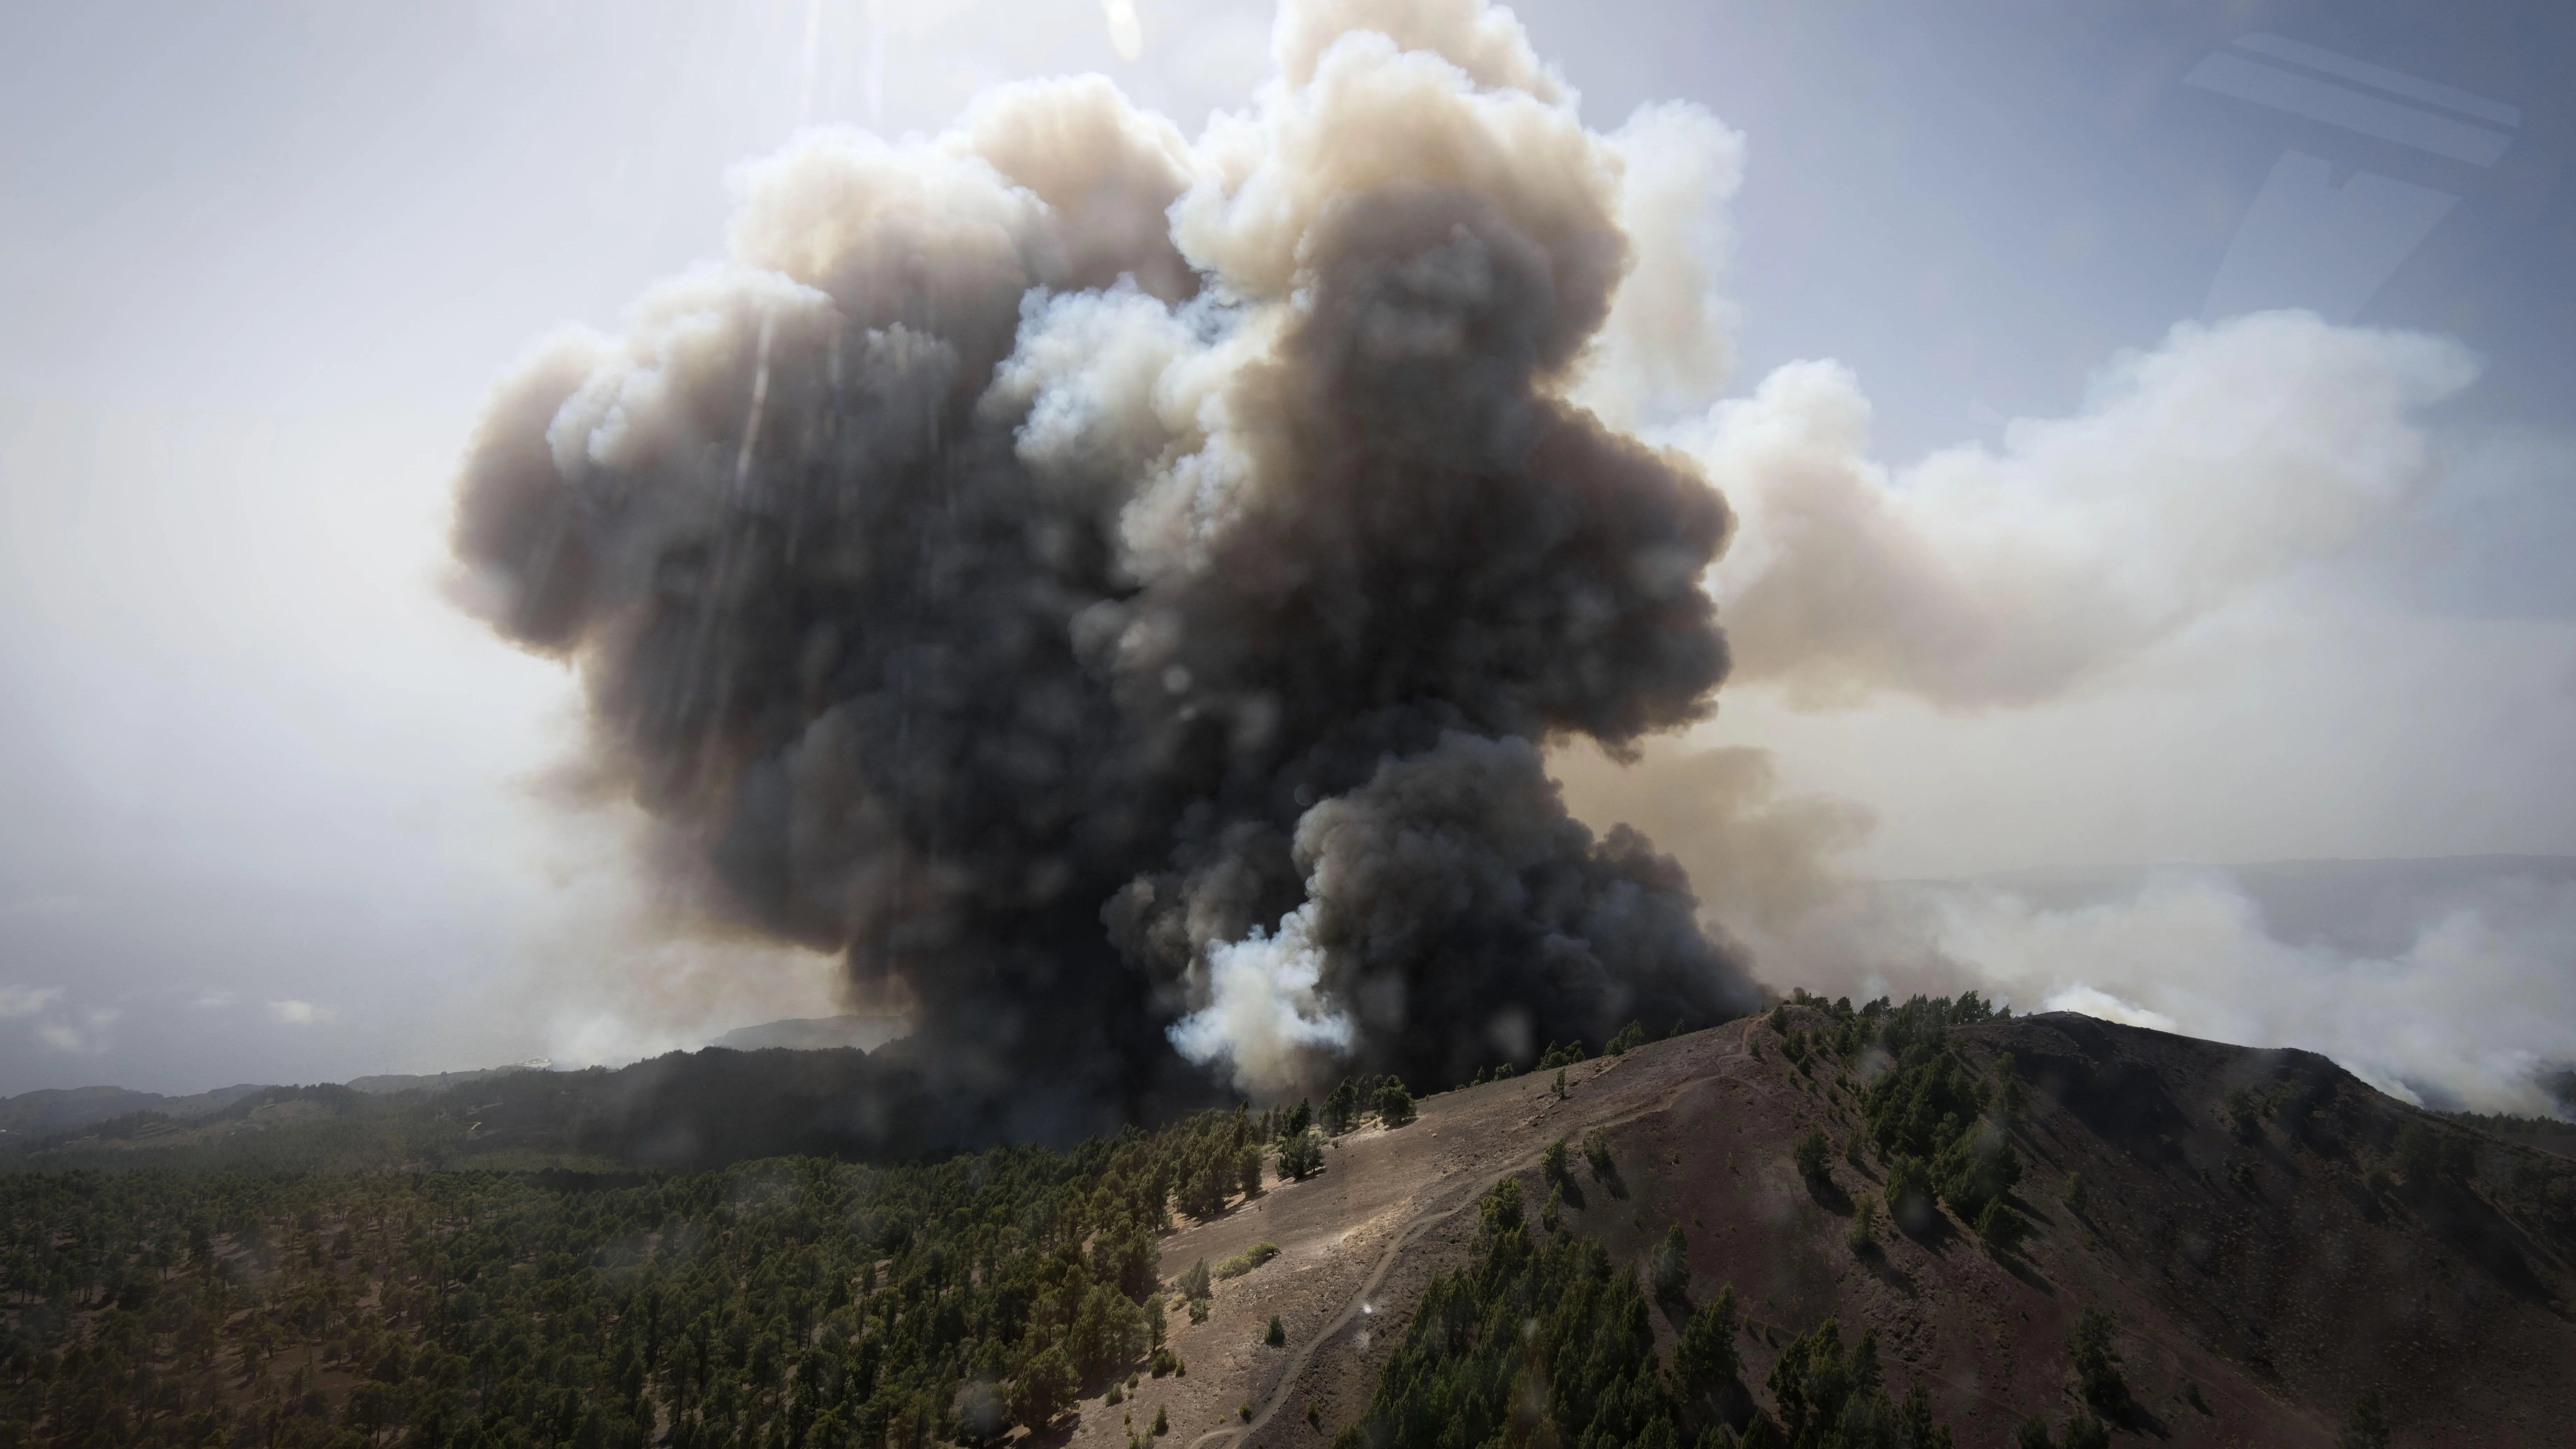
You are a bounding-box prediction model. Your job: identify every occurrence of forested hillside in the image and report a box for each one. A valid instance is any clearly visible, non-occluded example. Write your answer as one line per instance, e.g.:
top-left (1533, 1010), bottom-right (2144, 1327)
top-left (10, 1000), bottom-right (2576, 1449)
top-left (0, 1105), bottom-right (1304, 1449)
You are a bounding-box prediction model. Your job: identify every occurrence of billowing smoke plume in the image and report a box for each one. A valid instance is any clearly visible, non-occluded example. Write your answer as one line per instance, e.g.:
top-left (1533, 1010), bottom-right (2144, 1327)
top-left (1694, 312), bottom-right (2478, 709)
top-left (451, 0), bottom-right (1761, 1131)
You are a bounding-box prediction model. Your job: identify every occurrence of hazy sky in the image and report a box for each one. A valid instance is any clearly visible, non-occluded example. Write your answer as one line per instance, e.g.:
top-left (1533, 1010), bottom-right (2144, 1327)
top-left (3, 0), bottom-right (2570, 1098)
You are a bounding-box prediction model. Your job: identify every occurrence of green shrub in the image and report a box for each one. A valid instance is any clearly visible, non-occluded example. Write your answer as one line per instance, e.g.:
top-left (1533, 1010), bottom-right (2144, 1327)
top-left (1240, 1401), bottom-right (1254, 1423)
top-left (1152, 1404), bottom-right (1169, 1436)
top-left (1214, 1242), bottom-right (1279, 1279)
top-left (1265, 1316), bottom-right (1286, 1347)
top-left (2060, 1172), bottom-right (2088, 1216)
top-left (1239, 1142), bottom-right (1265, 1197)
top-left (1607, 1020), bottom-right (1647, 1056)
top-left (2014, 1417), bottom-right (2054, 1449)
top-left (2061, 1411), bottom-right (2108, 1449)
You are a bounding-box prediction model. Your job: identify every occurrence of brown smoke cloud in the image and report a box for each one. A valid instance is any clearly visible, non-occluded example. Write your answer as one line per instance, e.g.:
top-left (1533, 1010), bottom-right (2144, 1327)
top-left (450, 0), bottom-right (1763, 1137)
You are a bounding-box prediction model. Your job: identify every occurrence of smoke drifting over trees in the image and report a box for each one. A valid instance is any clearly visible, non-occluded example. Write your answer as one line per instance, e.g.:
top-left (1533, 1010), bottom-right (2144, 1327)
top-left (451, 0), bottom-right (1762, 1134)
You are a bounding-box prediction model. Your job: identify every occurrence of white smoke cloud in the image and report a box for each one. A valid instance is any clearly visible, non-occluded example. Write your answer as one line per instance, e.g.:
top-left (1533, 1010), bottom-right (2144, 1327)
top-left (0, 984), bottom-right (64, 1018)
top-left (5, 985), bottom-right (120, 1057)
top-left (1557, 285), bottom-right (2559, 1113)
top-left (1915, 872), bottom-right (2576, 1115)
top-left (35, 1008), bottom-right (121, 1055)
top-left (2035, 986), bottom-right (2177, 1033)
top-left (267, 999), bottom-right (331, 1026)
top-left (1167, 902), bottom-right (1354, 1096)
top-left (1569, 100), bottom-right (1744, 431)
top-left (1694, 310), bottom-right (2480, 708)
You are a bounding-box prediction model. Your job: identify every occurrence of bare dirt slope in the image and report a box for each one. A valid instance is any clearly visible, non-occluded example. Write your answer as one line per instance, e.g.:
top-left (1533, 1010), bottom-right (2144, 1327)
top-left (1071, 1012), bottom-right (2576, 1449)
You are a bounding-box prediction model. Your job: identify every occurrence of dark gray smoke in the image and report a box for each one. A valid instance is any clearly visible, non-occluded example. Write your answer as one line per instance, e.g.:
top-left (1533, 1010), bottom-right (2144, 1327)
top-left (450, 0), bottom-right (1760, 1138)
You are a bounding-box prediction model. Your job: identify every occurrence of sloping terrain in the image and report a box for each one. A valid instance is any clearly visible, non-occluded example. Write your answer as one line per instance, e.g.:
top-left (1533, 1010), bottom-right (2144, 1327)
top-left (5, 1010), bottom-right (2570, 1448)
top-left (1114, 1013), bottom-right (2576, 1449)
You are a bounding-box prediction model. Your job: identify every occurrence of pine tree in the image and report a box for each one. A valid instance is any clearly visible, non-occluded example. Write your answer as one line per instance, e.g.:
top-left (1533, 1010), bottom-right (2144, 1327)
top-left (1675, 1285), bottom-right (1743, 1398)
top-left (1279, 1130), bottom-right (1324, 1181)
top-left (2069, 1309), bottom-right (2126, 1418)
top-left (1794, 1130), bottom-right (1832, 1182)
top-left (1009, 1345), bottom-right (1076, 1430)
top-left (1847, 1196), bottom-right (1878, 1254)
top-left (1375, 1081), bottom-right (1414, 1127)
top-left (1648, 1224), bottom-right (1691, 1301)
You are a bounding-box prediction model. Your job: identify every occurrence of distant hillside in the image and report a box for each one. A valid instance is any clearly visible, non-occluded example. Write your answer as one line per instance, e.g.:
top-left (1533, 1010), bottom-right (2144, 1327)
top-left (340, 1063), bottom-right (544, 1096)
top-left (0, 1082), bottom-right (266, 1139)
top-left (0, 1041), bottom-right (1081, 1173)
top-left (0, 1061), bottom-right (541, 1145)
top-left (707, 1014), bottom-right (907, 1053)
